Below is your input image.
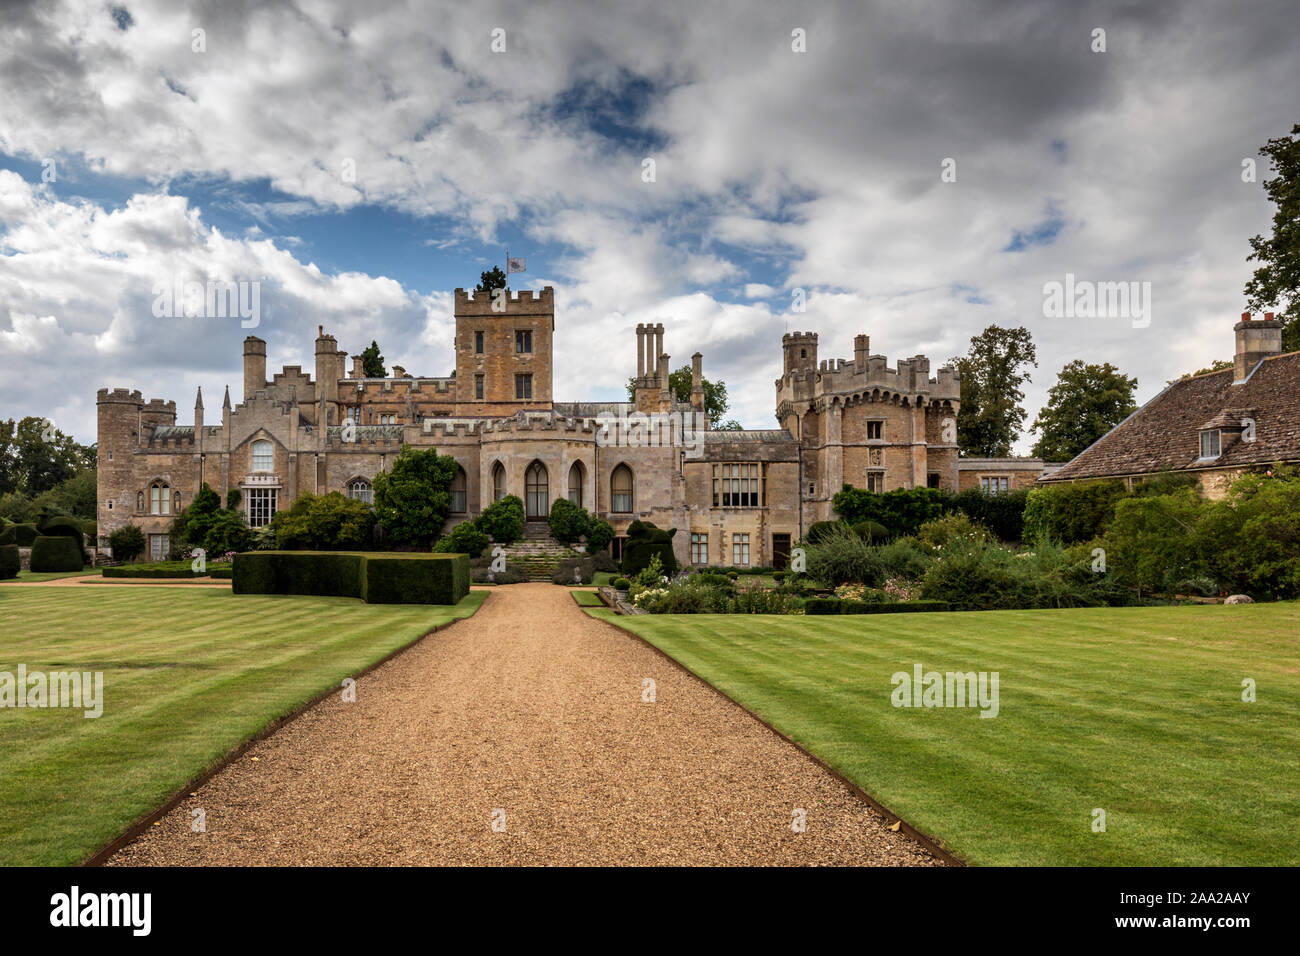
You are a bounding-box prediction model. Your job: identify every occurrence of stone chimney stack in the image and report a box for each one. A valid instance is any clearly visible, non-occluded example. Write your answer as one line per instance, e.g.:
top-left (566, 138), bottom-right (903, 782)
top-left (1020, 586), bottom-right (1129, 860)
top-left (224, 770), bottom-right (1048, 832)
top-left (350, 355), bottom-right (364, 378)
top-left (659, 351), bottom-right (672, 402)
top-left (854, 334), bottom-right (870, 373)
top-left (635, 324), bottom-right (647, 380)
top-left (1234, 311), bottom-right (1283, 384)
top-left (242, 336), bottom-right (266, 402)
top-left (691, 352), bottom-right (704, 407)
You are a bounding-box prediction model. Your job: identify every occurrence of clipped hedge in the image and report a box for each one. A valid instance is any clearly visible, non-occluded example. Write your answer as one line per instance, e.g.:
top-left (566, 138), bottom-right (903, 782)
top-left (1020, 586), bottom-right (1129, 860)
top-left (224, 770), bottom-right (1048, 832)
top-left (804, 597), bottom-right (951, 615)
top-left (30, 535), bottom-right (84, 572)
top-left (0, 544), bottom-right (19, 579)
top-left (362, 554), bottom-right (469, 605)
top-left (210, 566), bottom-right (233, 580)
top-left (38, 515), bottom-right (85, 547)
top-left (102, 561), bottom-right (232, 579)
top-left (232, 551), bottom-right (468, 604)
top-left (0, 523), bottom-right (38, 547)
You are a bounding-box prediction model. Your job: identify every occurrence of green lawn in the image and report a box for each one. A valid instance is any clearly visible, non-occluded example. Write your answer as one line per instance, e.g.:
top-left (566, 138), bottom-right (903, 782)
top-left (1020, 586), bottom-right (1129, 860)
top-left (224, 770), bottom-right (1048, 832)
top-left (0, 570), bottom-right (94, 583)
top-left (0, 586), bottom-right (485, 865)
top-left (571, 589), bottom-right (605, 607)
top-left (589, 603), bottom-right (1300, 866)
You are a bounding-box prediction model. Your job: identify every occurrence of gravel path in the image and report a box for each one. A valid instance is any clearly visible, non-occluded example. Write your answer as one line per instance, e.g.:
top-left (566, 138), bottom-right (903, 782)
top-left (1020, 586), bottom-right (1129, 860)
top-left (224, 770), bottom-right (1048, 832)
top-left (108, 584), bottom-right (939, 866)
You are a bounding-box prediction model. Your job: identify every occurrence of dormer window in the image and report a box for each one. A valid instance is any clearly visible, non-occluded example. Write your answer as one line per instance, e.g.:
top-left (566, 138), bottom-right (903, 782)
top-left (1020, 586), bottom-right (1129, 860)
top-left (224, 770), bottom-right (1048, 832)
top-left (1199, 429), bottom-right (1221, 459)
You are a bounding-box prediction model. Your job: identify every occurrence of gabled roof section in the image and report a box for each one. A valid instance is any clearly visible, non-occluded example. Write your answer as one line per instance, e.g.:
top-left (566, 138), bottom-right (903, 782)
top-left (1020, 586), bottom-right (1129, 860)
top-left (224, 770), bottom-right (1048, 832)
top-left (1041, 352), bottom-right (1300, 481)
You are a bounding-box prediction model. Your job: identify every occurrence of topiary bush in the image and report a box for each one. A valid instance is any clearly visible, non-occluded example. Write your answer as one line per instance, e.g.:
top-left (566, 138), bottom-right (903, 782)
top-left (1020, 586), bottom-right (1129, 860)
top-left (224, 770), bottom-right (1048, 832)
top-left (0, 544), bottom-right (20, 579)
top-left (37, 515), bottom-right (85, 548)
top-left (0, 523), bottom-right (39, 547)
top-left (611, 576), bottom-right (630, 591)
top-left (476, 494), bottom-right (524, 544)
top-left (621, 522), bottom-right (678, 577)
top-left (434, 519), bottom-right (489, 559)
top-left (30, 534), bottom-right (84, 572)
top-left (852, 520), bottom-right (893, 543)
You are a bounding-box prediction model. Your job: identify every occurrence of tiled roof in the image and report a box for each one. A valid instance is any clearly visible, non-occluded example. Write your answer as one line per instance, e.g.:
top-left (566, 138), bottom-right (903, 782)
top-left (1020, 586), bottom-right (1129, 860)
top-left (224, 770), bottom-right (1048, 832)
top-left (1041, 352), bottom-right (1300, 481)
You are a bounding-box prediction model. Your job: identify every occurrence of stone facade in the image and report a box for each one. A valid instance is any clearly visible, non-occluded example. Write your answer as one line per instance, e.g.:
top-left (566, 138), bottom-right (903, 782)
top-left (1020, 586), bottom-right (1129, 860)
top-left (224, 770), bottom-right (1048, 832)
top-left (97, 286), bottom-right (1030, 566)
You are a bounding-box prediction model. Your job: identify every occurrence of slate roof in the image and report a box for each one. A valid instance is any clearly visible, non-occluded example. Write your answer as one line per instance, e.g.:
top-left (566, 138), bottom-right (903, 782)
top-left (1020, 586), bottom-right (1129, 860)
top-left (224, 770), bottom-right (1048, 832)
top-left (1041, 352), bottom-right (1300, 482)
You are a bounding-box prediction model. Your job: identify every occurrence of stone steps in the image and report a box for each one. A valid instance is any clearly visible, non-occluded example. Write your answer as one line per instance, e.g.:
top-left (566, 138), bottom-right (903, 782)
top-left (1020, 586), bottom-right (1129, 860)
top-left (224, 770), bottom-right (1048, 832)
top-left (503, 523), bottom-right (579, 580)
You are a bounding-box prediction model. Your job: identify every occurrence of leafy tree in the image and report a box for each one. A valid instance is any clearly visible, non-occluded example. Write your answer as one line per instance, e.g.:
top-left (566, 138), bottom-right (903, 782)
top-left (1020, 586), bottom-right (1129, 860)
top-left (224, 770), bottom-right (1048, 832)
top-left (226, 488), bottom-right (241, 510)
top-left (271, 491), bottom-right (374, 550)
top-left (1169, 359), bottom-right (1233, 384)
top-left (475, 494), bottom-right (525, 544)
top-left (176, 483), bottom-right (222, 550)
top-left (585, 517), bottom-right (614, 553)
top-left (624, 364), bottom-right (735, 424)
top-left (373, 446), bottom-right (459, 546)
top-left (108, 525), bottom-right (146, 562)
top-left (1244, 123), bottom-right (1300, 352)
top-left (548, 498), bottom-right (591, 545)
top-left (360, 340), bottom-right (386, 378)
top-left (0, 416), bottom-right (95, 496)
top-left (951, 326), bottom-right (1037, 457)
top-left (202, 509), bottom-right (253, 555)
top-left (1030, 360), bottom-right (1138, 461)
top-left (475, 267), bottom-right (508, 295)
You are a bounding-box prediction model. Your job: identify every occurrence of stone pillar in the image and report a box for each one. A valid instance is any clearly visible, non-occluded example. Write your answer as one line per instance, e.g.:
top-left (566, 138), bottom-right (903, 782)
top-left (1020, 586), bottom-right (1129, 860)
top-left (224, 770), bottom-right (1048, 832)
top-left (827, 400), bottom-right (843, 495)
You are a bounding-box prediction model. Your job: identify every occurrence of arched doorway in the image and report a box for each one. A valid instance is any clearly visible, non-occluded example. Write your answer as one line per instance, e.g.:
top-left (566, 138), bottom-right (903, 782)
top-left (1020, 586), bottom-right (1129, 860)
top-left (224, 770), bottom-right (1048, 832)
top-left (525, 460), bottom-right (549, 519)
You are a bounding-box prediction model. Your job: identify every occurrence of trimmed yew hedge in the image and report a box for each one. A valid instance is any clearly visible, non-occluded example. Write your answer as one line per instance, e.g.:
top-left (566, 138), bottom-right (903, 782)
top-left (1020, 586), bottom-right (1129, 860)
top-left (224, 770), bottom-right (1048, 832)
top-left (232, 551), bottom-right (469, 604)
top-left (0, 523), bottom-right (38, 547)
top-left (0, 545), bottom-right (19, 580)
top-left (30, 535), bottom-right (84, 573)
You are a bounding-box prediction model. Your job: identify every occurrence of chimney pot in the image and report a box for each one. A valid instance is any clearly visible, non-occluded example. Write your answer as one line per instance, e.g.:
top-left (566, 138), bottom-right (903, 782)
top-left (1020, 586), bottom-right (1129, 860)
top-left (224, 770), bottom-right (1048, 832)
top-left (1264, 312), bottom-right (1275, 321)
top-left (1241, 312), bottom-right (1251, 322)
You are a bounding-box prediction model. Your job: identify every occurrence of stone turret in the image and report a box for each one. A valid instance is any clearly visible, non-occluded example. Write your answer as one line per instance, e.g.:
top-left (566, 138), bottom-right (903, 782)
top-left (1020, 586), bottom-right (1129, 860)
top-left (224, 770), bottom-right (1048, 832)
top-left (782, 331), bottom-right (818, 375)
top-left (243, 336), bottom-right (266, 402)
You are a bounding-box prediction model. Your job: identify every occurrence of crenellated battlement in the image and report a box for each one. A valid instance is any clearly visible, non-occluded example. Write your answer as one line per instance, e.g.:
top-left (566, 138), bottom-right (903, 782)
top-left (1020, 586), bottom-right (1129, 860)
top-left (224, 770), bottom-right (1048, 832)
top-left (776, 333), bottom-right (961, 414)
top-left (97, 388), bottom-right (144, 405)
top-left (454, 285), bottom-right (555, 315)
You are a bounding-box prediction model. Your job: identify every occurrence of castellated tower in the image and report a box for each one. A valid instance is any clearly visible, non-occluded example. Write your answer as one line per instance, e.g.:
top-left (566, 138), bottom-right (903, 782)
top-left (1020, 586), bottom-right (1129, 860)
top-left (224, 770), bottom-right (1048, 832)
top-left (314, 326), bottom-right (346, 426)
top-left (453, 286), bottom-right (555, 411)
top-left (782, 331), bottom-right (818, 375)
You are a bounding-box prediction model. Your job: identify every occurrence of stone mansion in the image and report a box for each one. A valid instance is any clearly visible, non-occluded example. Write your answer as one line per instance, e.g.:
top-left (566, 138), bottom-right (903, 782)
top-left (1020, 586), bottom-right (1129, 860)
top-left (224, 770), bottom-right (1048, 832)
top-left (96, 286), bottom-right (1047, 565)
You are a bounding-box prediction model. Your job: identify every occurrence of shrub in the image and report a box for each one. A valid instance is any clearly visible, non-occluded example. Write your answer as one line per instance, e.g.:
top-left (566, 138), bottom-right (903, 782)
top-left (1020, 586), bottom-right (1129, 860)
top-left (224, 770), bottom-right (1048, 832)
top-left (30, 534), bottom-right (84, 572)
top-left (772, 570), bottom-right (787, 582)
top-left (434, 519), bottom-right (489, 559)
top-left (729, 580), bottom-right (801, 614)
top-left (876, 537), bottom-right (931, 580)
top-left (548, 498), bottom-right (591, 546)
top-left (552, 556), bottom-right (596, 585)
top-left (470, 558), bottom-right (528, 584)
top-left (589, 549), bottom-right (618, 572)
top-left (476, 495), bottom-right (524, 544)
top-left (802, 523), bottom-right (884, 587)
top-left (104, 562), bottom-right (206, 579)
top-left (633, 578), bottom-right (734, 614)
top-left (1198, 470), bottom-right (1300, 600)
top-left (634, 553), bottom-right (668, 589)
top-left (833, 485), bottom-right (948, 536)
top-left (611, 576), bottom-right (631, 590)
top-left (108, 525), bottom-right (146, 562)
top-left (0, 544), bottom-right (19, 579)
top-left (81, 519), bottom-right (98, 540)
top-left (201, 509), bottom-right (253, 555)
top-left (1022, 480), bottom-right (1128, 544)
top-left (585, 518), bottom-right (615, 554)
top-left (0, 523), bottom-right (38, 547)
top-left (1101, 488), bottom-right (1209, 596)
top-left (271, 491), bottom-right (374, 550)
top-left (916, 513), bottom-right (992, 553)
top-left (852, 520), bottom-right (892, 543)
top-left (948, 488), bottom-right (1028, 542)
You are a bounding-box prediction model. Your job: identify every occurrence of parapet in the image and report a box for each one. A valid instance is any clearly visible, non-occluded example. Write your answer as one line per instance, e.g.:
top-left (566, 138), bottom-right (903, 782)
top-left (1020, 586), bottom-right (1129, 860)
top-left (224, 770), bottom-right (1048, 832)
top-left (453, 286), bottom-right (555, 315)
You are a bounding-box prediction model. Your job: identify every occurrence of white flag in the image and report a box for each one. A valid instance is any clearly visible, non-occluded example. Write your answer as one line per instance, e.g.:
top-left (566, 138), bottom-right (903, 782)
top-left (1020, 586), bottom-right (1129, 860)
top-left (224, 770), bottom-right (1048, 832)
top-left (506, 256), bottom-right (526, 274)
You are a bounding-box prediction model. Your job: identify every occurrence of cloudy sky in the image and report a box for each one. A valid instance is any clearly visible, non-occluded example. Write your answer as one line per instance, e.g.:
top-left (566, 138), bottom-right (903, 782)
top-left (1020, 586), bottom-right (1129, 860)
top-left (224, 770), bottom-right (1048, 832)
top-left (1, 0), bottom-right (1296, 449)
